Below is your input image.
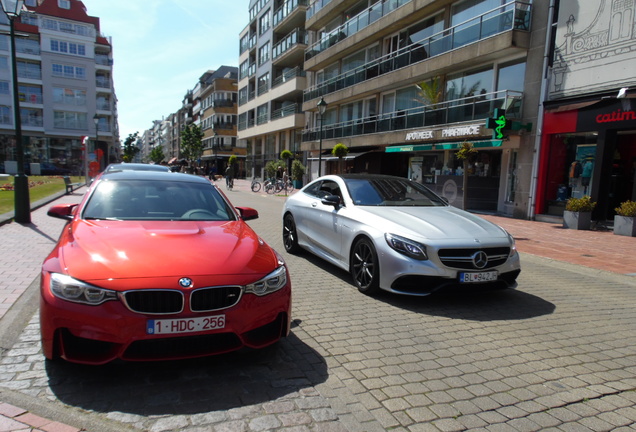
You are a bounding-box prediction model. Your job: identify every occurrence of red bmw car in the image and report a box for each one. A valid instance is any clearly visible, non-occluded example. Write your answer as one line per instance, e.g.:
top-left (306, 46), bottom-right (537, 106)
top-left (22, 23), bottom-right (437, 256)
top-left (41, 171), bottom-right (291, 364)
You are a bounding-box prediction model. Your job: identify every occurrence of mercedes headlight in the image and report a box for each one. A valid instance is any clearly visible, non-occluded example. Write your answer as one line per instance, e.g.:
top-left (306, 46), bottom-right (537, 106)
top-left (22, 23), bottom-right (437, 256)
top-left (50, 273), bottom-right (118, 305)
top-left (385, 233), bottom-right (428, 260)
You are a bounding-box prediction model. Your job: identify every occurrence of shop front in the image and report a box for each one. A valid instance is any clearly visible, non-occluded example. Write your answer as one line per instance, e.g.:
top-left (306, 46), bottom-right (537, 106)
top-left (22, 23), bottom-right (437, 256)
top-left (386, 123), bottom-right (520, 213)
top-left (537, 98), bottom-right (636, 220)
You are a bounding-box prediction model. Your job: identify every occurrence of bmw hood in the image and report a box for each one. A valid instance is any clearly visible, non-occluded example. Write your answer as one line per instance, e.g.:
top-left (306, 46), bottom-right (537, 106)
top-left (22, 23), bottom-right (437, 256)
top-left (360, 206), bottom-right (509, 241)
top-left (59, 220), bottom-right (279, 282)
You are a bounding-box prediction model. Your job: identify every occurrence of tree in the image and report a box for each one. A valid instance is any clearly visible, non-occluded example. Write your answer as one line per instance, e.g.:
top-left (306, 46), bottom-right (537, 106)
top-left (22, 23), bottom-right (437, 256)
top-left (180, 124), bottom-right (204, 165)
top-left (149, 146), bottom-right (165, 164)
top-left (332, 143), bottom-right (349, 174)
top-left (121, 132), bottom-right (140, 163)
top-left (414, 76), bottom-right (443, 108)
top-left (281, 149), bottom-right (293, 174)
top-left (456, 141), bottom-right (477, 210)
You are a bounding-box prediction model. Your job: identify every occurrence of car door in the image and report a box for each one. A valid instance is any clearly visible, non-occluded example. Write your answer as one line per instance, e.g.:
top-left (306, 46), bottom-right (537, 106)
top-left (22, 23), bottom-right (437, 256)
top-left (303, 180), bottom-right (343, 260)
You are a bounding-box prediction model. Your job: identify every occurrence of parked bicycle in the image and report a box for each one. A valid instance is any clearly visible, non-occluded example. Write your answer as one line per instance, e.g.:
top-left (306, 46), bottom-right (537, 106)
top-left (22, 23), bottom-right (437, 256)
top-left (251, 177), bottom-right (262, 192)
top-left (265, 178), bottom-right (294, 194)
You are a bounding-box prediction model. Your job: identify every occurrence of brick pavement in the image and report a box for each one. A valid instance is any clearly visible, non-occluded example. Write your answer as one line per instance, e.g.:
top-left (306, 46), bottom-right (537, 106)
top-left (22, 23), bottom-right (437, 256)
top-left (0, 178), bottom-right (634, 431)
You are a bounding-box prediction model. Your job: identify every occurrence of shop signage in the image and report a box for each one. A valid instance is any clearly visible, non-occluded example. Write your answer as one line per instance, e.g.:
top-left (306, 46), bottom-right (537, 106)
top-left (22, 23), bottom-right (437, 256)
top-left (441, 125), bottom-right (481, 137)
top-left (404, 124), bottom-right (483, 142)
top-left (595, 109), bottom-right (636, 124)
top-left (405, 131), bottom-right (434, 141)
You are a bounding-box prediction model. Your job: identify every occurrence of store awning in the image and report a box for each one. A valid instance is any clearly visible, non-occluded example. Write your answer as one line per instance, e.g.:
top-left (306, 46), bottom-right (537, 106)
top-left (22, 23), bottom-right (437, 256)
top-left (307, 151), bottom-right (369, 161)
top-left (385, 140), bottom-right (503, 153)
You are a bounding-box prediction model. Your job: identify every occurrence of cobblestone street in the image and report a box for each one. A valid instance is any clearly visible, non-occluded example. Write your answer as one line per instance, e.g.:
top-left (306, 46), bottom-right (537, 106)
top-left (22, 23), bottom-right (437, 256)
top-left (0, 184), bottom-right (635, 431)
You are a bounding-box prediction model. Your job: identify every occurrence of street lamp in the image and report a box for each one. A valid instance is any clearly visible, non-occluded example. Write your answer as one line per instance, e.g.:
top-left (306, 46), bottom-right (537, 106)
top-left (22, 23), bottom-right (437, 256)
top-left (317, 97), bottom-right (327, 177)
top-left (90, 114), bottom-right (99, 183)
top-left (1, 0), bottom-right (29, 223)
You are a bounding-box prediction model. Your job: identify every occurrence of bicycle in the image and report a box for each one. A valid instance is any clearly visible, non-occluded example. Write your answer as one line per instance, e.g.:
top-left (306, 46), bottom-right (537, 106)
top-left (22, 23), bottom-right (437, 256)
top-left (251, 177), bottom-right (262, 192)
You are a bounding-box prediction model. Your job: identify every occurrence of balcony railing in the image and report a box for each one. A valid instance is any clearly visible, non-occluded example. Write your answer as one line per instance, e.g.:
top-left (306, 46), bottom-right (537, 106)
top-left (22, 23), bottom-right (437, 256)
top-left (96, 77), bottom-right (111, 88)
top-left (305, 0), bottom-right (412, 61)
top-left (258, 80), bottom-right (270, 96)
top-left (271, 103), bottom-right (301, 120)
top-left (19, 93), bottom-right (43, 104)
top-left (95, 55), bottom-right (113, 66)
top-left (16, 39), bottom-right (40, 56)
top-left (306, 0), bottom-right (333, 20)
top-left (97, 101), bottom-right (111, 110)
top-left (304, 1), bottom-right (531, 102)
top-left (302, 90), bottom-right (522, 142)
top-left (273, 0), bottom-right (309, 28)
top-left (272, 66), bottom-right (306, 88)
top-left (273, 28), bottom-right (307, 60)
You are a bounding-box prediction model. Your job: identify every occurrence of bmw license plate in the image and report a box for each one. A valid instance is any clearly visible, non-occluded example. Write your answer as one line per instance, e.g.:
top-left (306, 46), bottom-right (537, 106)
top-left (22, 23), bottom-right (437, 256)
top-left (459, 271), bottom-right (498, 283)
top-left (146, 315), bottom-right (225, 335)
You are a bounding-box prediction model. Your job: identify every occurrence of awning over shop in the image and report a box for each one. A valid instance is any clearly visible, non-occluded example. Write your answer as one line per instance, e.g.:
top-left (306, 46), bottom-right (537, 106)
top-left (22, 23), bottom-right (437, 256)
top-left (385, 140), bottom-right (503, 153)
top-left (307, 151), bottom-right (369, 161)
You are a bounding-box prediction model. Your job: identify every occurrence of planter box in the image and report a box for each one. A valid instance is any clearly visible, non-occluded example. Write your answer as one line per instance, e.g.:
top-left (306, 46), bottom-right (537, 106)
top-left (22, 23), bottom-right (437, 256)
top-left (293, 180), bottom-right (303, 189)
top-left (614, 215), bottom-right (636, 236)
top-left (563, 210), bottom-right (592, 230)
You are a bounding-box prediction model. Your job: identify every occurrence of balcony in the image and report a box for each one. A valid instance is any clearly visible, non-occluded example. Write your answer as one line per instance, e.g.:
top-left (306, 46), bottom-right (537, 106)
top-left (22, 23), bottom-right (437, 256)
top-left (16, 39), bottom-right (40, 56)
top-left (272, 28), bottom-right (307, 66)
top-left (272, 66), bottom-right (306, 89)
top-left (306, 0), bottom-right (333, 20)
top-left (302, 90), bottom-right (522, 142)
top-left (304, 1), bottom-right (531, 103)
top-left (95, 54), bottom-right (113, 66)
top-left (305, 0), bottom-right (412, 61)
top-left (96, 77), bottom-right (111, 89)
top-left (273, 0), bottom-right (308, 32)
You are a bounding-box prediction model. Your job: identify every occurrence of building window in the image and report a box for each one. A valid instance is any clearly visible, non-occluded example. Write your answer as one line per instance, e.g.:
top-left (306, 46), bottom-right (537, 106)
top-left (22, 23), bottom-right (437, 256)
top-left (0, 105), bottom-right (10, 124)
top-left (0, 81), bottom-right (9, 95)
top-left (54, 111), bottom-right (87, 130)
top-left (58, 0), bottom-right (71, 9)
top-left (259, 9), bottom-right (270, 35)
top-left (50, 39), bottom-right (86, 56)
top-left (258, 42), bottom-right (270, 65)
top-left (25, 0), bottom-right (37, 6)
top-left (53, 87), bottom-right (87, 106)
top-left (52, 63), bottom-right (86, 79)
top-left (19, 85), bottom-right (43, 104)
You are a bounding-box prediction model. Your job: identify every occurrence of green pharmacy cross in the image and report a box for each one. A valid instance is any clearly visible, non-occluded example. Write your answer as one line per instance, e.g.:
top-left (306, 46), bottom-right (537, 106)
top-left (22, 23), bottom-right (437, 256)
top-left (485, 108), bottom-right (532, 139)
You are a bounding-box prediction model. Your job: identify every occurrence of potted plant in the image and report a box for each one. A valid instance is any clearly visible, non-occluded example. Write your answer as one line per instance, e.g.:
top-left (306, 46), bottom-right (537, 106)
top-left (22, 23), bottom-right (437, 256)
top-left (563, 195), bottom-right (596, 230)
top-left (332, 143), bottom-right (349, 174)
top-left (291, 159), bottom-right (306, 189)
top-left (614, 200), bottom-right (636, 237)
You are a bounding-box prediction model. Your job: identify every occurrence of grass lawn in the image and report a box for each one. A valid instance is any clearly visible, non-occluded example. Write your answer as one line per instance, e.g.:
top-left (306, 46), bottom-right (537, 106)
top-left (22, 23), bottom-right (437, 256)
top-left (0, 176), bottom-right (84, 215)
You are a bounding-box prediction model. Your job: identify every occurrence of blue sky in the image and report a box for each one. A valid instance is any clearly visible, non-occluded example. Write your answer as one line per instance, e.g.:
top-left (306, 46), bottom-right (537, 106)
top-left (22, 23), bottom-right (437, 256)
top-left (81, 0), bottom-right (250, 141)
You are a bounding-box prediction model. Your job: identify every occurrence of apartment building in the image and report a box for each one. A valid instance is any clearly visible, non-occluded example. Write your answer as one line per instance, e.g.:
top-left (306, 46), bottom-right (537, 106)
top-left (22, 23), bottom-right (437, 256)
top-left (534, 0), bottom-right (636, 223)
top-left (0, 0), bottom-right (118, 175)
top-left (198, 66), bottom-right (240, 176)
top-left (300, 0), bottom-right (547, 218)
top-left (238, 0), bottom-right (308, 180)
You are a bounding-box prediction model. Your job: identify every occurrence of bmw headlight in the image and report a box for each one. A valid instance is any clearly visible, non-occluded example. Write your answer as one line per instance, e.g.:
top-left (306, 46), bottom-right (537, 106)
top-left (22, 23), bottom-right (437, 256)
top-left (50, 273), bottom-right (118, 305)
top-left (385, 233), bottom-right (428, 260)
top-left (245, 266), bottom-right (288, 296)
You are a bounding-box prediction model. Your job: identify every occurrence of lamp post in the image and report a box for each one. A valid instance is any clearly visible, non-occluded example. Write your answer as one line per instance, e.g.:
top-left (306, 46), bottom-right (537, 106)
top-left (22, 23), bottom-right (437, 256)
top-left (90, 114), bottom-right (98, 183)
top-left (317, 97), bottom-right (327, 177)
top-left (2, 0), bottom-right (29, 223)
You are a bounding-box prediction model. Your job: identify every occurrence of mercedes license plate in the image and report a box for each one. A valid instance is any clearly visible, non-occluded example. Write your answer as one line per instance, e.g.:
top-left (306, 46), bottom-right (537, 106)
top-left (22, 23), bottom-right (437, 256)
top-left (459, 271), bottom-right (498, 283)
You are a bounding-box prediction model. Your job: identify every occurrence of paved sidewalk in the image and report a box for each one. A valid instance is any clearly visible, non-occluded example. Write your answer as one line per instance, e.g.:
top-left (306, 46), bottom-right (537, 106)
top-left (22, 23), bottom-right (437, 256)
top-left (0, 178), bottom-right (634, 431)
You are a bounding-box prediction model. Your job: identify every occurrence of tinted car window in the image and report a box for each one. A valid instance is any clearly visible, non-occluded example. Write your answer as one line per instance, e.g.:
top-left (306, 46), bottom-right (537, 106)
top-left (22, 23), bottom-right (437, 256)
top-left (83, 180), bottom-right (236, 221)
top-left (345, 177), bottom-right (447, 206)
